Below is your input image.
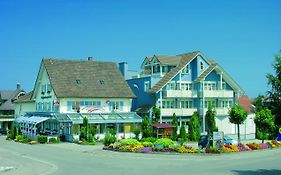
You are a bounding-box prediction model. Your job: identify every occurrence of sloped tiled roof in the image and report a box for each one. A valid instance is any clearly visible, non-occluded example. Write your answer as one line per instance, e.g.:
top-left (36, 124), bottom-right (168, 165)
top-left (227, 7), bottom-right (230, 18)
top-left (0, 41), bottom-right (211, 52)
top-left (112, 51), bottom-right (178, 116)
top-left (155, 55), bottom-right (182, 66)
top-left (148, 51), bottom-right (200, 93)
top-left (237, 95), bottom-right (254, 113)
top-left (0, 89), bottom-right (24, 110)
top-left (14, 91), bottom-right (34, 103)
top-left (42, 59), bottom-right (136, 98)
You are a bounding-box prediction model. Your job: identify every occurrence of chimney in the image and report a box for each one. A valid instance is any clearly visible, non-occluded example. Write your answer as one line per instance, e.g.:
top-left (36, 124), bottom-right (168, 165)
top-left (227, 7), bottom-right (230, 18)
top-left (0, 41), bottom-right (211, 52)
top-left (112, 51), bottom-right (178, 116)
top-left (88, 57), bottom-right (93, 61)
top-left (16, 83), bottom-right (21, 90)
top-left (118, 62), bottom-right (128, 79)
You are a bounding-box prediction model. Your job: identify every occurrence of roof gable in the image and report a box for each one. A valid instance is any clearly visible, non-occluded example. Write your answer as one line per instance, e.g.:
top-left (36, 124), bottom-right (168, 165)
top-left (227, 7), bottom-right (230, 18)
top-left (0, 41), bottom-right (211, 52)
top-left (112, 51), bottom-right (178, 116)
top-left (148, 51), bottom-right (200, 93)
top-left (38, 58), bottom-right (136, 98)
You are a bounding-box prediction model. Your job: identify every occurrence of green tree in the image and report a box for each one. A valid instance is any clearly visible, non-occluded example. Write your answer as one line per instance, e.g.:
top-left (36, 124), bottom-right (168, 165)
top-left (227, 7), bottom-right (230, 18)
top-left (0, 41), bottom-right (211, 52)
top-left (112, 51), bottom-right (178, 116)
top-left (267, 49), bottom-right (281, 127)
top-left (178, 123), bottom-right (187, 142)
top-left (254, 108), bottom-right (275, 143)
top-left (152, 106), bottom-right (160, 123)
top-left (229, 105), bottom-right (248, 144)
top-left (141, 116), bottom-right (152, 138)
top-left (253, 95), bottom-right (265, 113)
top-left (188, 112), bottom-right (201, 141)
top-left (205, 104), bottom-right (217, 135)
top-left (80, 117), bottom-right (89, 141)
top-left (171, 113), bottom-right (178, 141)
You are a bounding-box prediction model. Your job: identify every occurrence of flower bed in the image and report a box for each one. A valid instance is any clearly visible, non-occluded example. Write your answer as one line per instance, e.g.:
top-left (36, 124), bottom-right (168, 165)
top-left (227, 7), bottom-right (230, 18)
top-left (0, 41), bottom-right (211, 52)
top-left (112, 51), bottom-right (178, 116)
top-left (103, 139), bottom-right (281, 155)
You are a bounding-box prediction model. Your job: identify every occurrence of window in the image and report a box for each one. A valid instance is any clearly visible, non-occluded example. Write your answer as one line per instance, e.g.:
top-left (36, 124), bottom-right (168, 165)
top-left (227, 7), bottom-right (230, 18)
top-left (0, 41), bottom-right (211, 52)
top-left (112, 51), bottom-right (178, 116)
top-left (204, 82), bottom-right (217, 91)
top-left (109, 101), bottom-right (124, 111)
top-left (41, 84), bottom-right (47, 94)
top-left (181, 100), bottom-right (193, 108)
top-left (144, 81), bottom-right (150, 92)
top-left (47, 84), bottom-right (52, 93)
top-left (200, 61), bottom-right (204, 70)
top-left (67, 101), bottom-right (80, 111)
top-left (99, 80), bottom-right (105, 85)
top-left (204, 100), bottom-right (216, 108)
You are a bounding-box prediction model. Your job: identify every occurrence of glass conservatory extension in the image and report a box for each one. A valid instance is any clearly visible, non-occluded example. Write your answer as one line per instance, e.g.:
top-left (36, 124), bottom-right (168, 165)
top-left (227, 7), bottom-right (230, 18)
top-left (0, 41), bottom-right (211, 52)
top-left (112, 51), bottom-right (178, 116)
top-left (15, 112), bottom-right (142, 142)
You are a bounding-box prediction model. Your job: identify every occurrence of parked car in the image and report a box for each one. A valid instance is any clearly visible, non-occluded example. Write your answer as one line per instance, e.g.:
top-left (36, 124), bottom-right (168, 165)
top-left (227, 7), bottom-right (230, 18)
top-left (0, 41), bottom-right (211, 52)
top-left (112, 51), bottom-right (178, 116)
top-left (198, 135), bottom-right (213, 149)
top-left (223, 135), bottom-right (238, 145)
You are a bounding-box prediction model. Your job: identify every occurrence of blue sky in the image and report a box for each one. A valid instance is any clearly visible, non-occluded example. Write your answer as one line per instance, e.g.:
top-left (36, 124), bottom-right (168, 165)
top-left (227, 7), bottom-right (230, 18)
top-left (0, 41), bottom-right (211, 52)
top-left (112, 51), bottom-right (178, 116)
top-left (0, 0), bottom-right (281, 98)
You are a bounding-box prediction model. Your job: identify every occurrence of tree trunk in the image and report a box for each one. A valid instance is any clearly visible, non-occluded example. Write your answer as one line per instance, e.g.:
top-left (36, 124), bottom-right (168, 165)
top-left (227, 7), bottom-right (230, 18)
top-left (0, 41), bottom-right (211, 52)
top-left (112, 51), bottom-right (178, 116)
top-left (237, 124), bottom-right (240, 144)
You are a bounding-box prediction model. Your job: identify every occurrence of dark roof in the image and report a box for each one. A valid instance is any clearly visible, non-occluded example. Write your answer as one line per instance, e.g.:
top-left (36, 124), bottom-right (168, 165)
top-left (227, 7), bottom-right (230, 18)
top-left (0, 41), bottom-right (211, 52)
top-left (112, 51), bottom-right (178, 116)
top-left (42, 58), bottom-right (136, 98)
top-left (135, 105), bottom-right (154, 113)
top-left (237, 95), bottom-right (254, 113)
top-left (151, 123), bottom-right (174, 128)
top-left (155, 55), bottom-right (182, 66)
top-left (14, 91), bottom-right (34, 103)
top-left (0, 89), bottom-right (24, 110)
top-left (148, 51), bottom-right (200, 93)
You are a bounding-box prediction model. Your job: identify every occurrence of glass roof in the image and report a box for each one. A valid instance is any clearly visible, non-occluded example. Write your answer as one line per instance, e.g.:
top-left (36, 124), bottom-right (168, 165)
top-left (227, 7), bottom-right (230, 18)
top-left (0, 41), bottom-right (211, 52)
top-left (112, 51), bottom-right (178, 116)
top-left (18, 112), bottom-right (142, 124)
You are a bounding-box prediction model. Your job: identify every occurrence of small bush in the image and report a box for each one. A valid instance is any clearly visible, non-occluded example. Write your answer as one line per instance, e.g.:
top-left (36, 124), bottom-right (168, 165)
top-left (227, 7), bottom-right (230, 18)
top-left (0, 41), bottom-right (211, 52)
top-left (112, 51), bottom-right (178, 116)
top-left (38, 135), bottom-right (48, 144)
top-left (154, 144), bottom-right (164, 151)
top-left (154, 138), bottom-right (174, 148)
top-left (120, 139), bottom-right (141, 146)
top-left (142, 141), bottom-right (153, 147)
top-left (140, 137), bottom-right (157, 143)
top-left (103, 131), bottom-right (116, 146)
top-left (49, 137), bottom-right (59, 143)
top-left (29, 141), bottom-right (37, 144)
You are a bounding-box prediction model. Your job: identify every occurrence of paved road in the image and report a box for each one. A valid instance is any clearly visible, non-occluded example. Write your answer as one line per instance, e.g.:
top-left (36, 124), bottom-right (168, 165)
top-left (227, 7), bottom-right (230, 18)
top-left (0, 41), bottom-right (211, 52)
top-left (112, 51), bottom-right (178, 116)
top-left (0, 136), bottom-right (281, 175)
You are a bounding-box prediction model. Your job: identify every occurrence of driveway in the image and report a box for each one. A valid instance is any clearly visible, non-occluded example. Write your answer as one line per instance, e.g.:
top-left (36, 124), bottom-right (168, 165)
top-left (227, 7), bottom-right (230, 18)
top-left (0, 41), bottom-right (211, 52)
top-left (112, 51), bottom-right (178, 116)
top-left (0, 136), bottom-right (281, 175)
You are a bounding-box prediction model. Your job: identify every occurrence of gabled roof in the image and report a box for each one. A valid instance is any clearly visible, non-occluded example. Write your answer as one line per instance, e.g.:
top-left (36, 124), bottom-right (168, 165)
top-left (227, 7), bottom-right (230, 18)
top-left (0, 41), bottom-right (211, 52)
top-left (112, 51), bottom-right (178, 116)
top-left (237, 95), bottom-right (254, 113)
top-left (39, 58), bottom-right (136, 98)
top-left (148, 51), bottom-right (200, 93)
top-left (0, 89), bottom-right (24, 110)
top-left (154, 55), bottom-right (182, 66)
top-left (195, 58), bottom-right (244, 93)
top-left (14, 91), bottom-right (34, 103)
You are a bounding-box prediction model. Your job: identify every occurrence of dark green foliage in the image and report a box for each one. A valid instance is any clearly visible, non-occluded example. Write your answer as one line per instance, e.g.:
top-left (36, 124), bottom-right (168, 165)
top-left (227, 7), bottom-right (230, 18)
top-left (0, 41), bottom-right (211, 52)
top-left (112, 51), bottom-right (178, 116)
top-left (6, 124), bottom-right (17, 140)
top-left (103, 130), bottom-right (116, 146)
top-left (253, 95), bottom-right (266, 113)
top-left (205, 104), bottom-right (217, 135)
top-left (152, 106), bottom-right (161, 124)
top-left (38, 135), bottom-right (48, 144)
top-left (89, 126), bottom-right (97, 136)
top-left (254, 108), bottom-right (275, 142)
top-left (154, 138), bottom-right (174, 148)
top-left (171, 113), bottom-right (178, 141)
top-left (267, 49), bottom-right (281, 127)
top-left (178, 123), bottom-right (187, 142)
top-left (141, 116), bottom-right (152, 138)
top-left (188, 112), bottom-right (201, 141)
top-left (80, 126), bottom-right (87, 141)
top-left (140, 137), bottom-right (157, 143)
top-left (49, 137), bottom-right (59, 143)
top-left (87, 133), bottom-right (93, 143)
top-left (229, 105), bottom-right (248, 143)
top-left (133, 128), bottom-right (141, 140)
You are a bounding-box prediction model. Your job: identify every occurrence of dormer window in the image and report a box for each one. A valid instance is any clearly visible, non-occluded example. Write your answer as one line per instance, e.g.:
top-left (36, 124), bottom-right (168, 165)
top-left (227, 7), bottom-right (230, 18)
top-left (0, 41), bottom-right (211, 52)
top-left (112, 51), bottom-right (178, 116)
top-left (99, 80), bottom-right (105, 85)
top-left (76, 80), bottom-right (81, 85)
top-left (200, 61), bottom-right (204, 70)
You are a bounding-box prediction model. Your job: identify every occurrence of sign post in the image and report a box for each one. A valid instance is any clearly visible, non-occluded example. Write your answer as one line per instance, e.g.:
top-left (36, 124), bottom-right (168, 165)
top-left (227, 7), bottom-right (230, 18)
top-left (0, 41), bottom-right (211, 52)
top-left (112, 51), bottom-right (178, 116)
top-left (213, 131), bottom-right (224, 149)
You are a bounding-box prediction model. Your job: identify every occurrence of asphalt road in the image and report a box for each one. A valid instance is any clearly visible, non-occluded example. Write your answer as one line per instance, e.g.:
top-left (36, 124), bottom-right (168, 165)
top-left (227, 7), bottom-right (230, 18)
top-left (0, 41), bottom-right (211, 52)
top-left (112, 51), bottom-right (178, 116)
top-left (0, 136), bottom-right (281, 175)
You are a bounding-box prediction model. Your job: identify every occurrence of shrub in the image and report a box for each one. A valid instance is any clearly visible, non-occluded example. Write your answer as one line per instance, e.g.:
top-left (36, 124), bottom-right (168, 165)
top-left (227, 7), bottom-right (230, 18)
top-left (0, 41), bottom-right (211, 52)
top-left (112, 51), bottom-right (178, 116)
top-left (87, 133), bottom-right (93, 143)
top-left (103, 131), bottom-right (116, 146)
top-left (15, 135), bottom-right (25, 142)
top-left (205, 145), bottom-right (220, 154)
top-left (154, 144), bottom-right (164, 151)
top-left (49, 137), bottom-right (59, 143)
top-left (38, 135), bottom-right (48, 144)
top-left (140, 137), bottom-right (157, 143)
top-left (120, 139), bottom-right (141, 146)
top-left (142, 141), bottom-right (153, 147)
top-left (7, 125), bottom-right (17, 140)
top-left (154, 138), bottom-right (174, 148)
top-left (133, 129), bottom-right (141, 140)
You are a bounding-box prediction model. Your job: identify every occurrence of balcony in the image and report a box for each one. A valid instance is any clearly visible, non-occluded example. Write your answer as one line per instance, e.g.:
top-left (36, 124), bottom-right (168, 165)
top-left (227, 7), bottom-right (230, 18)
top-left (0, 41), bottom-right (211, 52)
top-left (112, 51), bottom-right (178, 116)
top-left (161, 108), bottom-right (197, 116)
top-left (215, 108), bottom-right (230, 116)
top-left (203, 90), bottom-right (233, 98)
top-left (165, 90), bottom-right (198, 98)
